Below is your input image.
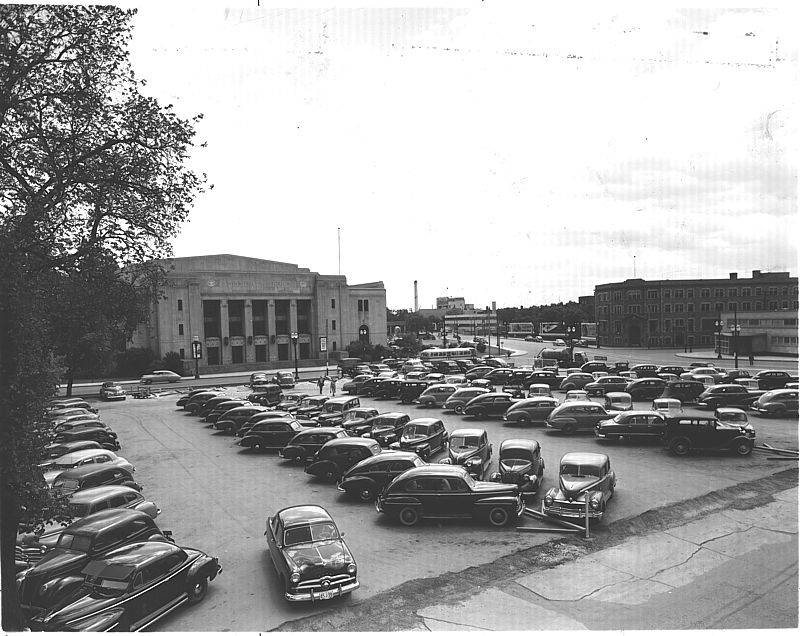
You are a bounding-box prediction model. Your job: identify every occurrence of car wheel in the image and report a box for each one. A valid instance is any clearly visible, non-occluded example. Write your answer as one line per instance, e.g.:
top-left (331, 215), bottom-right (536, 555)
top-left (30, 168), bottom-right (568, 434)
top-left (187, 576), bottom-right (208, 605)
top-left (322, 467), bottom-right (339, 482)
top-left (454, 404), bottom-right (465, 414)
top-left (398, 506), bottom-right (420, 527)
top-left (734, 439), bottom-right (753, 456)
top-left (487, 506), bottom-right (511, 527)
top-left (516, 415), bottom-right (529, 425)
top-left (706, 400), bottom-right (720, 410)
top-left (473, 408), bottom-right (486, 419)
top-left (608, 482), bottom-right (615, 499)
top-left (561, 423), bottom-right (576, 435)
top-left (773, 406), bottom-right (787, 418)
top-left (401, 398), bottom-right (411, 405)
top-left (358, 484), bottom-right (376, 501)
top-left (670, 438), bottom-right (691, 456)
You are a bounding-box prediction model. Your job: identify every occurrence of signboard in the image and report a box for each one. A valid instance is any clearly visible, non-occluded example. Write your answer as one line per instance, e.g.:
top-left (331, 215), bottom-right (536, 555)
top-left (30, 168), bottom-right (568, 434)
top-left (191, 341), bottom-right (203, 359)
top-left (320, 336), bottom-right (327, 352)
top-left (540, 322), bottom-right (561, 334)
top-left (581, 322), bottom-right (598, 338)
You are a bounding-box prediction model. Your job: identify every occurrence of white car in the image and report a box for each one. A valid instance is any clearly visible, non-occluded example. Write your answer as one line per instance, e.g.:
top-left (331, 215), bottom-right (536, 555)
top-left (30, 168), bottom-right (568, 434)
top-left (554, 339), bottom-right (567, 347)
top-left (41, 449), bottom-right (135, 486)
top-left (139, 369), bottom-right (182, 384)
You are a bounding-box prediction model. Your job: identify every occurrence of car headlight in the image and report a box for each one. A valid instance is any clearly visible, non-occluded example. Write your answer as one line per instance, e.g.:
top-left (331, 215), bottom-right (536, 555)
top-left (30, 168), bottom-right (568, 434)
top-left (40, 580), bottom-right (54, 596)
top-left (544, 494), bottom-right (554, 506)
top-left (347, 563), bottom-right (357, 574)
top-left (290, 571), bottom-right (301, 584)
top-left (589, 492), bottom-right (603, 510)
top-left (466, 457), bottom-right (481, 466)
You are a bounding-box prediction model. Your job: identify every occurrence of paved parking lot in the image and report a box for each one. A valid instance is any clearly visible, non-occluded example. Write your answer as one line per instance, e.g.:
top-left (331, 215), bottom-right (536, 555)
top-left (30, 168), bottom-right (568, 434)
top-left (92, 380), bottom-right (797, 631)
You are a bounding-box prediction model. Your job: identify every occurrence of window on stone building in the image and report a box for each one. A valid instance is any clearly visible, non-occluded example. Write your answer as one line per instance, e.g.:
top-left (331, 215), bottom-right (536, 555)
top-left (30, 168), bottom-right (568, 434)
top-left (178, 324), bottom-right (184, 336)
top-left (177, 299), bottom-right (183, 311)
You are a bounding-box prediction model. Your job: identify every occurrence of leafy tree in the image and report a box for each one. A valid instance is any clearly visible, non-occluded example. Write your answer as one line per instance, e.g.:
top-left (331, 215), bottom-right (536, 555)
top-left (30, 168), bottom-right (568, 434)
top-left (161, 351), bottom-right (185, 375)
top-left (114, 346), bottom-right (159, 378)
top-left (0, 6), bottom-right (205, 628)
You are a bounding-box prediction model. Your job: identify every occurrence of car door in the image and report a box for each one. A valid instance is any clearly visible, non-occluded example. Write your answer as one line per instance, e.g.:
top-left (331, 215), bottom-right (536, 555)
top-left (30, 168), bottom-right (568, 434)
top-left (490, 395), bottom-right (513, 415)
top-left (134, 551), bottom-right (187, 628)
top-left (584, 404), bottom-right (607, 429)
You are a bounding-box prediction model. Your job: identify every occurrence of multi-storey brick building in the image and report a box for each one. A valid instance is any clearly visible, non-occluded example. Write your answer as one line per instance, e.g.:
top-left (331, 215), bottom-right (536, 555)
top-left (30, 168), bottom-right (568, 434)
top-left (129, 254), bottom-right (387, 372)
top-left (594, 270), bottom-right (798, 353)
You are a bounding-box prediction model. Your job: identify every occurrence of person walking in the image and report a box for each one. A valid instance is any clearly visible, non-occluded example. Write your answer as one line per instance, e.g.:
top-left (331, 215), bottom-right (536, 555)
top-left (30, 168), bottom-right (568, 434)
top-left (317, 376), bottom-right (325, 394)
top-left (749, 354), bottom-right (755, 366)
top-left (329, 376), bottom-right (336, 396)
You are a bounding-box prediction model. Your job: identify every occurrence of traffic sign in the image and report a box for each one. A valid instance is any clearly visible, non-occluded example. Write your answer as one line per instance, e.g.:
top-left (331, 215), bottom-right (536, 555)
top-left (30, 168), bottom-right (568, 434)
top-left (320, 336), bottom-right (327, 352)
top-left (192, 341), bottom-right (203, 359)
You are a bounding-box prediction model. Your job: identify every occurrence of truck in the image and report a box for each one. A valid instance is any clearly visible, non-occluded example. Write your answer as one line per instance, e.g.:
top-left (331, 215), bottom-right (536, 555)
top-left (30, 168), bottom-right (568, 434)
top-left (536, 347), bottom-right (588, 369)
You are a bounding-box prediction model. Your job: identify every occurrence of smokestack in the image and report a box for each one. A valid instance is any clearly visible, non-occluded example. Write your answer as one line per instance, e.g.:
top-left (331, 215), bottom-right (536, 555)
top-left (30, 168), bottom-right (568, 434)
top-left (414, 280), bottom-right (418, 313)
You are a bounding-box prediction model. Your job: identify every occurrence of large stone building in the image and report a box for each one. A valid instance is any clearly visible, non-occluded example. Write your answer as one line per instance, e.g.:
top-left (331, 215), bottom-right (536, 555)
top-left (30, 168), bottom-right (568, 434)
top-left (594, 270), bottom-right (798, 353)
top-left (129, 255), bottom-right (387, 371)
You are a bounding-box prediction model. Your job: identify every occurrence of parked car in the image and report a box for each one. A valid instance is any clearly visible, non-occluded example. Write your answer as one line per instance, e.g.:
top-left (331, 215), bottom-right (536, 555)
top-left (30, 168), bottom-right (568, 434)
top-left (440, 428), bottom-right (492, 479)
top-left (265, 505), bottom-right (358, 602)
top-left (481, 368), bottom-right (516, 386)
top-left (657, 365), bottom-right (685, 377)
top-left (295, 395), bottom-right (329, 419)
top-left (663, 416), bottom-right (754, 456)
top-left (389, 418), bottom-right (449, 460)
top-left (719, 369), bottom-right (752, 384)
top-left (339, 407), bottom-right (381, 436)
top-left (214, 405), bottom-right (270, 434)
top-left (52, 419), bottom-right (112, 435)
top-left (358, 412), bottom-right (411, 446)
top-left (305, 437), bottom-right (382, 482)
top-left (681, 367), bottom-right (725, 384)
top-left (274, 393), bottom-right (309, 413)
top-left (553, 338), bottom-right (567, 347)
top-left (374, 378), bottom-right (404, 399)
top-left (51, 464), bottom-right (141, 497)
top-left (204, 400), bottom-right (249, 423)
top-left (625, 378), bottom-right (667, 401)
top-left (358, 377), bottom-right (386, 397)
top-left (651, 398), bottom-right (683, 416)
top-left (464, 366), bottom-right (494, 381)
top-left (99, 382), bottom-right (126, 401)
top-left (139, 370), bottom-right (181, 384)
top-left (564, 390), bottom-right (589, 403)
top-left (462, 392), bottom-right (516, 419)
top-left (28, 541), bottom-right (220, 631)
top-left (733, 378), bottom-right (767, 400)
top-left (240, 418), bottom-right (304, 451)
top-left (279, 427), bottom-right (347, 463)
top-left (236, 411), bottom-right (294, 438)
top-left (399, 380), bottom-right (432, 405)
top-left (502, 396), bottom-right (559, 426)
top-left (662, 380), bottom-right (706, 405)
top-left (67, 485), bottom-right (160, 520)
top-left (697, 384), bottom-right (759, 409)
top-left (543, 452), bottom-right (616, 521)
top-left (195, 395), bottom-right (239, 418)
top-left (545, 402), bottom-right (610, 435)
top-left (750, 389), bottom-right (799, 417)
top-left (183, 391), bottom-right (222, 414)
top-left (489, 439), bottom-right (544, 497)
top-left (48, 408), bottom-right (100, 426)
top-left (315, 396), bottom-right (362, 427)
top-left (629, 364), bottom-right (659, 379)
top-left (338, 451), bottom-right (426, 501)
top-left (376, 464), bottom-right (523, 527)
top-left (343, 374), bottom-right (374, 395)
top-left (41, 449), bottom-right (134, 486)
top-left (418, 384), bottom-right (458, 407)
top-left (16, 509), bottom-right (172, 618)
top-left (594, 410), bottom-right (666, 441)
top-left (559, 373), bottom-right (594, 392)
top-left (752, 370), bottom-right (796, 391)
top-left (40, 440), bottom-right (102, 462)
top-left (50, 427), bottom-right (119, 452)
top-left (714, 408), bottom-right (755, 439)
top-left (274, 371), bottom-right (296, 388)
top-left (247, 385), bottom-right (283, 407)
top-left (603, 392), bottom-right (633, 414)
top-left (580, 361), bottom-right (609, 374)
top-left (526, 384), bottom-right (553, 397)
top-left (584, 376), bottom-right (628, 397)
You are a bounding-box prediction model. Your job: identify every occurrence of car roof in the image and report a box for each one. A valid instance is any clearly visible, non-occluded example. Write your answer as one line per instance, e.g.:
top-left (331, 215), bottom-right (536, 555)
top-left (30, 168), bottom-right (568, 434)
top-left (325, 396), bottom-right (357, 404)
top-left (320, 437), bottom-right (380, 448)
top-left (63, 508), bottom-right (151, 535)
top-left (277, 504), bottom-right (333, 526)
top-left (94, 541), bottom-right (183, 575)
top-left (55, 463), bottom-right (129, 479)
top-left (406, 417), bottom-right (443, 426)
top-left (499, 438), bottom-right (539, 452)
top-left (606, 392), bottom-right (632, 398)
top-left (70, 485), bottom-right (141, 503)
top-left (52, 449), bottom-right (111, 463)
top-left (351, 450), bottom-right (420, 466)
top-left (560, 452), bottom-right (609, 465)
top-left (616, 410), bottom-right (665, 417)
top-left (715, 407), bottom-right (746, 413)
top-left (450, 428), bottom-right (486, 437)
top-left (554, 400), bottom-right (603, 408)
top-left (295, 426), bottom-right (344, 435)
top-left (396, 464), bottom-right (470, 479)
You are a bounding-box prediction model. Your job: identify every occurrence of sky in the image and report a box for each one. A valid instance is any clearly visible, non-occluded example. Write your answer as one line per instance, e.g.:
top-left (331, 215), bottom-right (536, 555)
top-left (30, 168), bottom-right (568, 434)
top-left (125, 2), bottom-right (797, 310)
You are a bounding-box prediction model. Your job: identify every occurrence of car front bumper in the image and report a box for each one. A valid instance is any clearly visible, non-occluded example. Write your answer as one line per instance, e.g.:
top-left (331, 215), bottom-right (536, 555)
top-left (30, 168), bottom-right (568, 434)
top-left (543, 501), bottom-right (603, 519)
top-left (285, 579), bottom-right (359, 602)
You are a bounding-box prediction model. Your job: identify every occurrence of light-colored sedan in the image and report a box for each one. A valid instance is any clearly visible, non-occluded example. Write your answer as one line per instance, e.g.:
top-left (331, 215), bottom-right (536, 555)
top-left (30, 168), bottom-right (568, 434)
top-left (139, 369), bottom-right (182, 384)
top-left (41, 448), bottom-right (135, 486)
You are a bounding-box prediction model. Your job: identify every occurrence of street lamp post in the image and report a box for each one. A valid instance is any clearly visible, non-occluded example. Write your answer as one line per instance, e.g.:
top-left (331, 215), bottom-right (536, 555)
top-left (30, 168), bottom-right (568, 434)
top-left (566, 324), bottom-right (577, 362)
top-left (714, 316), bottom-right (723, 359)
top-left (732, 307), bottom-right (741, 369)
top-left (290, 332), bottom-right (299, 381)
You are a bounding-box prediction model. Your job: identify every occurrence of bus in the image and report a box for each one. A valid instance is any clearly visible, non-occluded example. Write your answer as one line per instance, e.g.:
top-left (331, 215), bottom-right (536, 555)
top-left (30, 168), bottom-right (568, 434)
top-left (419, 347), bottom-right (477, 362)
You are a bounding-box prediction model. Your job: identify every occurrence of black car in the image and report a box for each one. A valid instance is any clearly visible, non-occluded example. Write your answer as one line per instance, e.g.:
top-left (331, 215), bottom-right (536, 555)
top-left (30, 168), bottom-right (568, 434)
top-left (581, 361), bottom-right (610, 374)
top-left (490, 438), bottom-right (545, 497)
top-left (629, 364), bottom-right (659, 378)
top-left (464, 366), bottom-right (494, 381)
top-left (663, 416), bottom-right (754, 456)
top-left (343, 374), bottom-right (374, 395)
top-left (399, 380), bottom-right (431, 404)
top-left (265, 505), bottom-right (358, 602)
top-left (51, 464), bottom-right (140, 497)
top-left (752, 370), bottom-right (795, 391)
top-left (584, 376), bottom-right (628, 397)
top-left (376, 464), bottom-right (523, 527)
top-left (247, 384), bottom-right (283, 407)
top-left (594, 410), bottom-right (666, 440)
top-left (624, 378), bottom-right (667, 401)
top-left (441, 428), bottom-right (492, 479)
top-left (204, 400), bottom-right (249, 423)
top-left (214, 405), bottom-right (270, 434)
top-left (374, 378), bottom-right (404, 400)
top-left (17, 509), bottom-right (172, 617)
top-left (305, 437), bottom-right (382, 482)
top-left (41, 440), bottom-right (102, 462)
top-left (719, 369), bottom-right (751, 384)
top-left (28, 541), bottom-right (220, 631)
top-left (389, 418), bottom-right (449, 460)
top-left (315, 396), bottom-right (362, 427)
top-left (50, 427), bottom-right (120, 452)
top-left (481, 368), bottom-right (516, 386)
top-left (274, 393), bottom-right (310, 413)
top-left (339, 407), bottom-right (381, 436)
top-left (463, 392), bottom-right (518, 419)
top-left (697, 384), bottom-right (759, 410)
top-left (176, 388), bottom-right (211, 408)
top-left (358, 377), bottom-right (386, 397)
top-left (196, 395), bottom-right (239, 419)
top-left (657, 365), bottom-right (686, 377)
top-left (184, 391), bottom-right (222, 414)
top-left (522, 371), bottom-right (562, 390)
top-left (294, 395), bottom-right (330, 419)
top-left (337, 451), bottom-right (426, 501)
top-left (236, 411), bottom-right (295, 438)
top-left (279, 427), bottom-right (348, 463)
top-left (360, 412), bottom-right (412, 446)
top-left (662, 380), bottom-right (706, 404)
top-left (239, 418), bottom-right (304, 451)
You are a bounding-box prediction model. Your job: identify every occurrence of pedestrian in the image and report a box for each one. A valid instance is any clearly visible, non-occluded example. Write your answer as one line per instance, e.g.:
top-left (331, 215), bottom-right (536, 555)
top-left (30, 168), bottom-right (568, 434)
top-left (329, 377), bottom-right (336, 396)
top-left (317, 376), bottom-right (324, 394)
top-left (749, 354), bottom-right (754, 366)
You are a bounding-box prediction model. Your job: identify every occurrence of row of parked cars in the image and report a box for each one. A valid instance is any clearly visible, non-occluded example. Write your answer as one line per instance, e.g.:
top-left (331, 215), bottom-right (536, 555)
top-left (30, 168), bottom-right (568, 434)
top-left (16, 397), bottom-right (222, 631)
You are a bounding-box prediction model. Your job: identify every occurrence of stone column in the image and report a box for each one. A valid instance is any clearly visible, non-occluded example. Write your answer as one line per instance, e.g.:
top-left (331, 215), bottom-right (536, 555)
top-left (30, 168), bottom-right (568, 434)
top-left (188, 283), bottom-right (203, 366)
top-left (267, 299), bottom-right (276, 362)
top-left (220, 300), bottom-right (230, 365)
top-left (244, 299), bottom-right (254, 363)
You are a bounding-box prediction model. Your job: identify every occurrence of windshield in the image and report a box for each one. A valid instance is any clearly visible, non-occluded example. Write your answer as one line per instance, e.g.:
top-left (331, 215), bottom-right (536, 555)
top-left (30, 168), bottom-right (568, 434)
top-left (403, 425), bottom-right (431, 438)
top-left (450, 435), bottom-right (481, 449)
top-left (85, 576), bottom-right (129, 597)
top-left (56, 533), bottom-right (92, 552)
top-left (560, 463), bottom-right (600, 478)
top-left (323, 403), bottom-right (343, 413)
top-left (501, 447), bottom-right (532, 461)
top-left (342, 412), bottom-right (361, 421)
top-left (54, 478), bottom-right (80, 492)
top-left (284, 522), bottom-right (339, 546)
top-left (69, 503), bottom-right (91, 517)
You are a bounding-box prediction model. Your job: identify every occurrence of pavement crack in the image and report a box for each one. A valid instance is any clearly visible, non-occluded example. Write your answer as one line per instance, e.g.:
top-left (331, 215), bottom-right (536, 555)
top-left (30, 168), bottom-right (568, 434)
top-left (647, 545), bottom-right (703, 582)
top-left (416, 612), bottom-right (491, 631)
top-left (576, 576), bottom-right (635, 601)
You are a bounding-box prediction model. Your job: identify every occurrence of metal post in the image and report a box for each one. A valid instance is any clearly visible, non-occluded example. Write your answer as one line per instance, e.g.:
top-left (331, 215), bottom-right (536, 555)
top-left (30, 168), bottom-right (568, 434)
top-left (584, 497), bottom-right (590, 538)
top-left (291, 332), bottom-right (299, 380)
top-left (193, 338), bottom-right (200, 380)
top-left (325, 320), bottom-right (329, 377)
top-left (733, 307), bottom-right (739, 369)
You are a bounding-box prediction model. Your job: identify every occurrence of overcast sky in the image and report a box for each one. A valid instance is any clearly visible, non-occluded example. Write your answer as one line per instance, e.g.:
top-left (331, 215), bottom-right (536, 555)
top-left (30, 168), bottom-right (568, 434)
top-left (127, 3), bottom-right (797, 310)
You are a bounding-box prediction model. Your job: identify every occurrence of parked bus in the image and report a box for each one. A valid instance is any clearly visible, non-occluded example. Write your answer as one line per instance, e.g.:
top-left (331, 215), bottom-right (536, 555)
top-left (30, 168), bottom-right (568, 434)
top-left (419, 347), bottom-right (477, 361)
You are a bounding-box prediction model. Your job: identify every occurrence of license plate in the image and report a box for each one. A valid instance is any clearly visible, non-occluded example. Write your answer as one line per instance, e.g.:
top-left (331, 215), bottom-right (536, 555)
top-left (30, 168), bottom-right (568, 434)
top-left (318, 589), bottom-right (335, 600)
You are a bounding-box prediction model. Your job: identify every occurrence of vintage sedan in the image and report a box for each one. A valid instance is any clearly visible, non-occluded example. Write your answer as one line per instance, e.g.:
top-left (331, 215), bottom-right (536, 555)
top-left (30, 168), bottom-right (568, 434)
top-left (265, 505), bottom-right (358, 602)
top-left (240, 418), bottom-right (304, 451)
top-left (526, 384), bottom-right (553, 397)
top-left (373, 378), bottom-right (404, 400)
top-left (564, 390), bottom-right (590, 403)
top-left (213, 405), bottom-right (270, 434)
top-left (28, 541), bottom-right (221, 631)
top-left (750, 389), bottom-right (799, 417)
top-left (204, 399), bottom-right (249, 423)
top-left (663, 416), bottom-right (754, 456)
top-left (50, 428), bottom-right (119, 452)
top-left (274, 371), bottom-right (296, 388)
top-left (662, 380), bottom-right (706, 405)
top-left (343, 374), bottom-right (374, 395)
top-left (139, 370), bottom-right (181, 384)
top-left (305, 438), bottom-right (382, 482)
top-left (389, 418), bottom-right (449, 460)
top-left (440, 428), bottom-right (492, 479)
top-left (603, 391), bottom-right (633, 414)
top-left (417, 384), bottom-right (458, 407)
top-left (715, 407), bottom-right (755, 439)
top-left (545, 402), bottom-right (610, 435)
top-left (697, 384), bottom-right (759, 410)
top-left (376, 464), bottom-right (524, 527)
top-left (502, 396), bottom-right (559, 426)
top-left (99, 382), bottom-right (126, 401)
top-left (358, 377), bottom-right (386, 397)
top-left (443, 387), bottom-right (491, 414)
top-left (51, 465), bottom-right (140, 497)
top-left (16, 509), bottom-right (172, 618)
top-left (594, 410), bottom-right (666, 440)
top-left (274, 393), bottom-right (310, 413)
top-left (629, 364), bottom-right (659, 379)
top-left (463, 392), bottom-right (518, 419)
top-left (559, 373), bottom-right (594, 392)
top-left (41, 450), bottom-right (134, 487)
top-left (339, 407), bottom-right (381, 436)
top-left (625, 378), bottom-right (667, 401)
top-left (183, 391), bottom-right (222, 414)
top-left (543, 452), bottom-right (616, 521)
top-left (356, 412), bottom-right (411, 445)
top-left (295, 395), bottom-right (330, 419)
top-left (490, 438), bottom-right (545, 497)
top-left (52, 419), bottom-right (111, 436)
top-left (337, 451), bottom-right (426, 501)
top-left (41, 440), bottom-right (103, 462)
top-left (651, 398), bottom-right (683, 416)
top-left (522, 370), bottom-right (562, 390)
top-left (584, 376), bottom-right (628, 397)
top-left (236, 411), bottom-right (295, 438)
top-left (279, 427), bottom-right (348, 463)
top-left (752, 369), bottom-right (795, 391)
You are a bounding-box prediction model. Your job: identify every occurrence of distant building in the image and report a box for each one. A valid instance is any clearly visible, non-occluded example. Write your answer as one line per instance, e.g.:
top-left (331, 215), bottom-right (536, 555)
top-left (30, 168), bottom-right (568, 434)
top-left (717, 309), bottom-right (798, 357)
top-left (435, 296), bottom-right (475, 312)
top-left (594, 270), bottom-right (798, 350)
top-left (444, 311), bottom-right (498, 337)
top-left (129, 254), bottom-right (387, 371)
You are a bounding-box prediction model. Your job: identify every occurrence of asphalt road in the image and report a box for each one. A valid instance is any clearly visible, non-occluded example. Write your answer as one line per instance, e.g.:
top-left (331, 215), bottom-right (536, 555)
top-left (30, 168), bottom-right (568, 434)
top-left (87, 376), bottom-right (798, 631)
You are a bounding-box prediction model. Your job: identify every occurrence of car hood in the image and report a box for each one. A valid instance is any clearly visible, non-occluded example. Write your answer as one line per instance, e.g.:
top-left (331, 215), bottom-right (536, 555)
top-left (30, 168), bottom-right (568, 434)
top-left (284, 539), bottom-right (352, 575)
top-left (33, 585), bottom-right (118, 627)
top-left (500, 459), bottom-right (532, 473)
top-left (29, 548), bottom-right (86, 577)
top-left (558, 475), bottom-right (600, 500)
top-left (449, 447), bottom-right (482, 463)
top-left (471, 481), bottom-right (518, 495)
